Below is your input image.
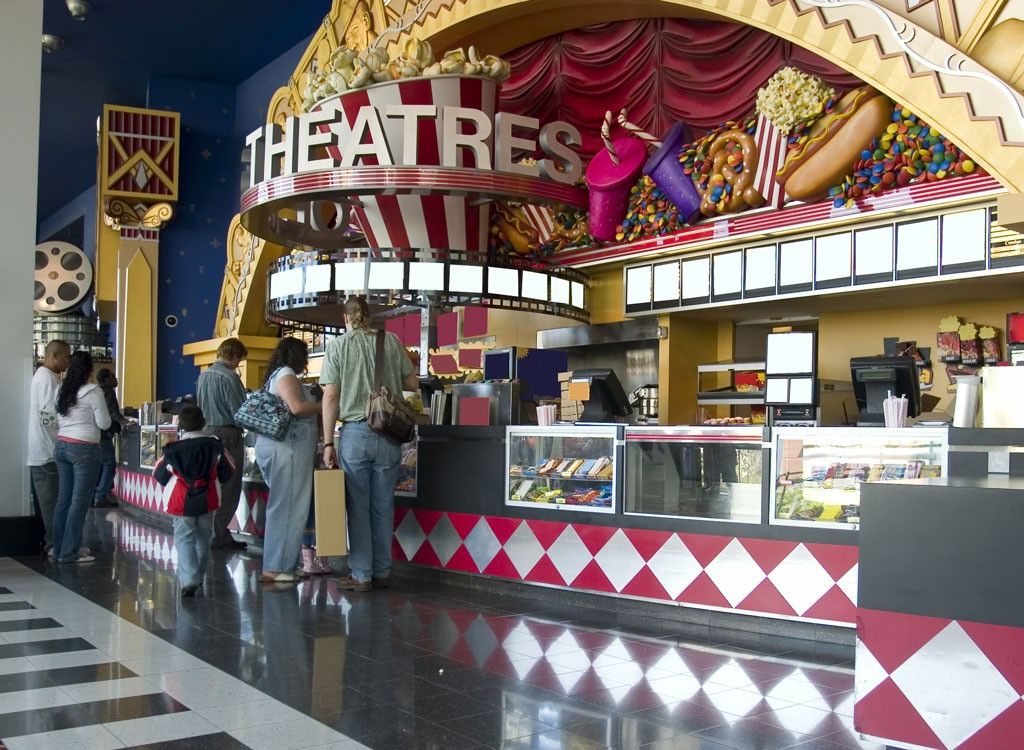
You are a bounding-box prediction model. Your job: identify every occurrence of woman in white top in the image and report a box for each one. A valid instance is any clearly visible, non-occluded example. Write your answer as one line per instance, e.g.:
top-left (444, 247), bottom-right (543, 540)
top-left (52, 351), bottom-right (111, 563)
top-left (254, 337), bottom-right (320, 582)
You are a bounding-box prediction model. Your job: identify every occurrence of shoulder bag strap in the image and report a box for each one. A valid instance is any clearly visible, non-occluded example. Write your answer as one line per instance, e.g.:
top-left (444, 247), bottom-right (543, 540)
top-left (374, 332), bottom-right (385, 391)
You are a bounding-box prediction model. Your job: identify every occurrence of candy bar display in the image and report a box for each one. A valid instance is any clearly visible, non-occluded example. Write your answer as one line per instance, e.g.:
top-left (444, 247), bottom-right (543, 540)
top-left (772, 428), bottom-right (947, 529)
top-left (505, 426), bottom-right (619, 514)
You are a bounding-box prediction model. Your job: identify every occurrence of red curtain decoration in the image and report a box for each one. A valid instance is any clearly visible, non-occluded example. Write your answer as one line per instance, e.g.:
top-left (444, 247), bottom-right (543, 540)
top-left (499, 18), bottom-right (863, 161)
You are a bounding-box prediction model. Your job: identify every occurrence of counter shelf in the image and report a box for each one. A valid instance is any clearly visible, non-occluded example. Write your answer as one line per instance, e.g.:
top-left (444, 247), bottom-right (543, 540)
top-left (506, 426), bottom-right (620, 513)
top-left (771, 426), bottom-right (948, 530)
top-left (696, 360), bottom-right (766, 405)
top-left (624, 426), bottom-right (767, 523)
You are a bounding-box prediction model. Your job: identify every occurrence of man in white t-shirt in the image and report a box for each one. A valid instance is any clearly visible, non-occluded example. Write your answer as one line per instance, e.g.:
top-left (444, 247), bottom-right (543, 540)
top-left (28, 340), bottom-right (70, 553)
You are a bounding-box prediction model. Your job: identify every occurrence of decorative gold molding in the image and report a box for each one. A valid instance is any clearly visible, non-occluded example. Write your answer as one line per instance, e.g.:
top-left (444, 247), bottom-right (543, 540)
top-left (142, 202), bottom-right (174, 228)
top-left (957, 0), bottom-right (1007, 52)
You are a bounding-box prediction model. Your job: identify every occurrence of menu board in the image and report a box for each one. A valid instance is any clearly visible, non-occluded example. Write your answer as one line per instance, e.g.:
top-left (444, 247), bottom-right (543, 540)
top-left (713, 251), bottom-right (742, 299)
top-left (681, 256), bottom-right (711, 301)
top-left (745, 244), bottom-right (776, 295)
top-left (652, 261), bottom-right (680, 303)
top-left (625, 266), bottom-right (652, 306)
top-left (815, 233), bottom-right (851, 286)
top-left (779, 239), bottom-right (813, 289)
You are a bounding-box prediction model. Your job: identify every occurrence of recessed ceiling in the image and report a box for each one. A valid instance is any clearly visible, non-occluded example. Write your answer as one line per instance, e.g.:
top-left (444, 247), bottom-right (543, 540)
top-left (37, 0), bottom-right (330, 223)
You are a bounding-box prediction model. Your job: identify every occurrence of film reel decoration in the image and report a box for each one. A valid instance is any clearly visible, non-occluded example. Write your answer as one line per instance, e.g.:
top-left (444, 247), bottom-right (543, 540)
top-left (34, 242), bottom-right (94, 314)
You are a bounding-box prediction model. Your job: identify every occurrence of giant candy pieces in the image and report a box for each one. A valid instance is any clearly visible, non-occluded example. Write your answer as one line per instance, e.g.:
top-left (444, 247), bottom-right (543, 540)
top-left (828, 104), bottom-right (977, 207)
top-left (642, 122), bottom-right (702, 225)
top-left (586, 138), bottom-right (647, 242)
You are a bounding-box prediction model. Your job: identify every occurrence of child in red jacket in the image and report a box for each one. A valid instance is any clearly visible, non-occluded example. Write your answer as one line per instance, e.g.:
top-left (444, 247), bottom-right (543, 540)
top-left (154, 404), bottom-right (235, 597)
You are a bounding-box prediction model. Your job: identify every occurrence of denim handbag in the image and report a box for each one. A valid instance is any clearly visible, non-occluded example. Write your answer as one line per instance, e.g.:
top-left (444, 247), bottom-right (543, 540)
top-left (233, 370), bottom-right (292, 440)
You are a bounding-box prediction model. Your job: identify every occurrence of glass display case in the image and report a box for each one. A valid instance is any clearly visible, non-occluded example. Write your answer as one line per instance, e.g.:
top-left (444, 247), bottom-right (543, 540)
top-left (506, 426), bottom-right (620, 513)
top-left (139, 426), bottom-right (179, 470)
top-left (772, 427), bottom-right (948, 529)
top-left (396, 438), bottom-right (417, 497)
top-left (624, 426), bottom-right (766, 522)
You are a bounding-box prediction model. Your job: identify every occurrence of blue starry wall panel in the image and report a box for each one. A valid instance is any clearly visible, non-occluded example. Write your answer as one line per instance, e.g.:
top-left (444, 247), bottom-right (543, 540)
top-left (147, 76), bottom-right (237, 399)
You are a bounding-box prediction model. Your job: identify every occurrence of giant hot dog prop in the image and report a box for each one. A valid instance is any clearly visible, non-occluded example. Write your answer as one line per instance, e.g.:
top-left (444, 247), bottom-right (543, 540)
top-left (775, 86), bottom-right (894, 202)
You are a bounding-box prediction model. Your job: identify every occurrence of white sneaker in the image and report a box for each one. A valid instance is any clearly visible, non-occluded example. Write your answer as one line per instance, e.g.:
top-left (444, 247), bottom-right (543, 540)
top-left (79, 547), bottom-right (91, 556)
top-left (75, 554), bottom-right (95, 563)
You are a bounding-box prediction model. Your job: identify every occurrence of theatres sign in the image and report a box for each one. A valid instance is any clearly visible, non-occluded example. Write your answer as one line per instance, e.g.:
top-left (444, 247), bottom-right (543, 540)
top-left (239, 75), bottom-right (588, 254)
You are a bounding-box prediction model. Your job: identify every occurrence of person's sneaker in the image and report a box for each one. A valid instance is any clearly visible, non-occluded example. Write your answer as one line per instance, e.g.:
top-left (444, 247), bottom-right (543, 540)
top-left (336, 575), bottom-right (373, 592)
top-left (79, 547), bottom-right (91, 556)
top-left (371, 577), bottom-right (390, 588)
top-left (259, 571), bottom-right (298, 583)
top-left (44, 545), bottom-right (54, 559)
top-left (62, 553), bottom-right (94, 563)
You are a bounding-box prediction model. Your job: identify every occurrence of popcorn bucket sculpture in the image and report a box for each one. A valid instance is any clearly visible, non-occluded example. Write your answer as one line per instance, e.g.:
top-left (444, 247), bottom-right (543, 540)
top-left (642, 121), bottom-right (702, 225)
top-left (316, 75), bottom-right (499, 255)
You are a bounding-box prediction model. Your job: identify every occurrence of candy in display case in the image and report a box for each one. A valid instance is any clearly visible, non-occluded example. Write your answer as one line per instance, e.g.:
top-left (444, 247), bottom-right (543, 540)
top-left (506, 426), bottom-right (620, 513)
top-left (395, 439), bottom-right (417, 497)
top-left (139, 426), bottom-right (179, 470)
top-left (771, 427), bottom-right (947, 529)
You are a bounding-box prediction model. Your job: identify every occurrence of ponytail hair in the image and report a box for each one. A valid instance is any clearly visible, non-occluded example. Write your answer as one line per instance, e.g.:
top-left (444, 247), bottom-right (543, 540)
top-left (343, 296), bottom-right (372, 331)
top-left (57, 350), bottom-right (94, 415)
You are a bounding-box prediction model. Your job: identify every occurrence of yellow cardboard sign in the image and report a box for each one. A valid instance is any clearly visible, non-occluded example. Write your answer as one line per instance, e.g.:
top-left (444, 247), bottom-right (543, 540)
top-left (567, 381), bottom-right (590, 401)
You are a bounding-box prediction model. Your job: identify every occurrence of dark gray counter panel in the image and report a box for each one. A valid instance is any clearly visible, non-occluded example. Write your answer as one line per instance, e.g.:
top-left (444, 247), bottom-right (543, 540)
top-left (860, 476), bottom-right (1024, 627)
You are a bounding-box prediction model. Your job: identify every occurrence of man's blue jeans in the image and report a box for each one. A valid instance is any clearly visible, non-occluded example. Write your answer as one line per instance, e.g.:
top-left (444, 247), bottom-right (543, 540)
top-left (338, 422), bottom-right (401, 582)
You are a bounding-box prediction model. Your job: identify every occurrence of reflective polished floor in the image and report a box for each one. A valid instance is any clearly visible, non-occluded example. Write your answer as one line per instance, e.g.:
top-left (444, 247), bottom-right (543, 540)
top-left (0, 508), bottom-right (888, 750)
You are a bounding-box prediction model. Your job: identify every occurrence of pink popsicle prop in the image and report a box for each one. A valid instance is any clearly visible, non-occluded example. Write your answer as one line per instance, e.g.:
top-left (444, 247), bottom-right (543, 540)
top-left (585, 137), bottom-right (647, 241)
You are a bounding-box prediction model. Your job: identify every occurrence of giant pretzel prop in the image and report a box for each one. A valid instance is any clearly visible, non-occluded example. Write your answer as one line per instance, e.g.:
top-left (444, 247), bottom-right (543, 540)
top-left (699, 129), bottom-right (766, 217)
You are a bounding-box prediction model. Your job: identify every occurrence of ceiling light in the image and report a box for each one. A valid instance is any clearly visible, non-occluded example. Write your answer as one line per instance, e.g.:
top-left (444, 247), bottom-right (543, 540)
top-left (41, 34), bottom-right (63, 53)
top-left (66, 0), bottom-right (91, 21)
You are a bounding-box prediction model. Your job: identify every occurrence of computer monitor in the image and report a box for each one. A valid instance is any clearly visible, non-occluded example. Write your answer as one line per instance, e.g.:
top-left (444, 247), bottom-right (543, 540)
top-left (570, 368), bottom-right (633, 422)
top-left (850, 355), bottom-right (921, 426)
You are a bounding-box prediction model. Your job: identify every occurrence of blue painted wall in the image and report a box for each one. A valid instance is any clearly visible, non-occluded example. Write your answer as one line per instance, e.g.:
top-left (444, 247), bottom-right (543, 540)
top-left (36, 32), bottom-right (316, 401)
top-left (146, 76), bottom-right (238, 399)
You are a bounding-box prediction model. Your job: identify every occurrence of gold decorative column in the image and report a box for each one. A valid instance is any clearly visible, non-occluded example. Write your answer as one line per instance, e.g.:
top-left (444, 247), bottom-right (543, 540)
top-left (97, 105), bottom-right (180, 407)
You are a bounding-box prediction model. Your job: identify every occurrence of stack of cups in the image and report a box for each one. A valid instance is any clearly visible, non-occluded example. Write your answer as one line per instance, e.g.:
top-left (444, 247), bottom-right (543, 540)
top-left (537, 404), bottom-right (557, 426)
top-left (883, 391), bottom-right (908, 428)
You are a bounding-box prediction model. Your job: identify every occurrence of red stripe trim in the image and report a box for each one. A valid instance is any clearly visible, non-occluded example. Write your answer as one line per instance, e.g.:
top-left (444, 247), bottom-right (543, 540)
top-left (419, 194), bottom-right (449, 249)
top-left (374, 195), bottom-right (411, 247)
top-left (399, 77), bottom-right (440, 166)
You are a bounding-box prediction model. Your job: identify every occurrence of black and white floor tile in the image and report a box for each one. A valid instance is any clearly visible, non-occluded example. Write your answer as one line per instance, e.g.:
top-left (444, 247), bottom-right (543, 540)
top-left (0, 561), bottom-right (364, 750)
top-left (0, 511), bottom-right (885, 750)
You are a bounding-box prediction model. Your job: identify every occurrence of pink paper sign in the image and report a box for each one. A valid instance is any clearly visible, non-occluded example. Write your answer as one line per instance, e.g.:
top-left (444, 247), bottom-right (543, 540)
top-left (458, 396), bottom-right (491, 425)
top-left (437, 312), bottom-right (458, 347)
top-left (462, 306), bottom-right (487, 338)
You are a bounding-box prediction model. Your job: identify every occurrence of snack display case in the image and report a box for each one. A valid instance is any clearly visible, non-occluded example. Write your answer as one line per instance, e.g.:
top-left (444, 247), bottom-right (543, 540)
top-left (771, 427), bottom-right (947, 529)
top-left (624, 426), bottom-right (767, 522)
top-left (395, 439), bottom-right (417, 497)
top-left (506, 426), bottom-right (620, 513)
top-left (139, 426), bottom-right (179, 470)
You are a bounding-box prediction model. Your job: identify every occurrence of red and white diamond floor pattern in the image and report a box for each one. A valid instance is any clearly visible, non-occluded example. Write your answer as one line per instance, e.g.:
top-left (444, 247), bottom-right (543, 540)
top-left (856, 608), bottom-right (1024, 749)
top-left (393, 508), bottom-right (858, 624)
